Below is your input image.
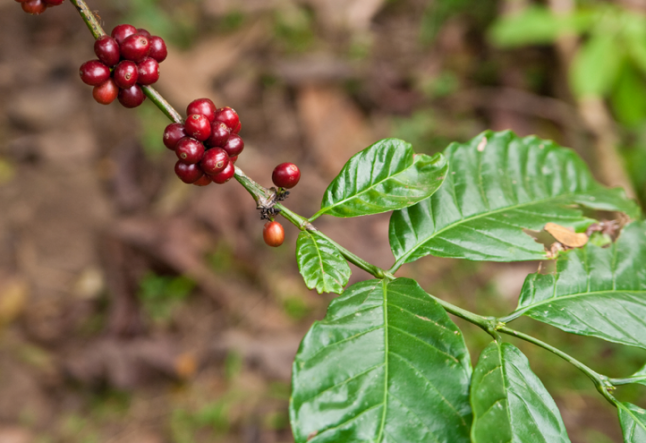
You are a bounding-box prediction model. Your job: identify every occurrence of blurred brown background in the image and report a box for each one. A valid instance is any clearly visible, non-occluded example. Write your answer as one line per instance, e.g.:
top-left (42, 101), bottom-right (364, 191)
top-left (0, 0), bottom-right (645, 442)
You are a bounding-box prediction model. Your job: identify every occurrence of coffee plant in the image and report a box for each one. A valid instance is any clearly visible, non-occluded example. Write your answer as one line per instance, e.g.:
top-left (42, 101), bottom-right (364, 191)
top-left (16, 1), bottom-right (646, 441)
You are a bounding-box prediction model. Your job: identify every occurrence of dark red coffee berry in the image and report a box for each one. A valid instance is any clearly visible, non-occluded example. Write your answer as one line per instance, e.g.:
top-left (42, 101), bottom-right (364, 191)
top-left (175, 137), bottom-right (205, 164)
top-left (148, 36), bottom-right (168, 63)
top-left (43, 0), bottom-right (64, 5)
top-left (92, 79), bottom-right (119, 105)
top-left (272, 162), bottom-right (300, 189)
top-left (136, 57), bottom-right (159, 85)
top-left (205, 122), bottom-right (230, 148)
top-left (163, 123), bottom-right (186, 150)
top-left (212, 162), bottom-right (235, 184)
top-left (229, 155), bottom-right (238, 163)
top-left (113, 60), bottom-right (139, 88)
top-left (120, 34), bottom-right (150, 63)
top-left (263, 221), bottom-right (285, 247)
top-left (193, 175), bottom-right (213, 187)
top-left (222, 133), bottom-right (244, 157)
top-left (213, 107), bottom-right (240, 131)
top-left (94, 35), bottom-right (120, 67)
top-left (79, 60), bottom-right (111, 86)
top-left (21, 0), bottom-right (46, 14)
top-left (15, 0), bottom-right (30, 3)
top-left (234, 122), bottom-right (241, 134)
top-left (184, 114), bottom-right (212, 141)
top-left (200, 147), bottom-right (229, 175)
top-left (117, 84), bottom-right (146, 108)
top-left (136, 28), bottom-right (151, 38)
top-left (175, 161), bottom-right (203, 184)
top-left (111, 24), bottom-right (137, 45)
top-left (187, 98), bottom-right (216, 122)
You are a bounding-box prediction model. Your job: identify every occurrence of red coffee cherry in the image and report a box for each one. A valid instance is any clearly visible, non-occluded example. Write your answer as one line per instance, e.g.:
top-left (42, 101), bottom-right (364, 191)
top-left (193, 175), bottom-right (213, 186)
top-left (113, 60), bottom-right (138, 88)
top-left (200, 147), bottom-right (229, 175)
top-left (175, 161), bottom-right (203, 184)
top-left (187, 98), bottom-right (216, 122)
top-left (205, 122), bottom-right (230, 148)
top-left (148, 36), bottom-right (168, 63)
top-left (21, 0), bottom-right (47, 14)
top-left (43, 0), bottom-right (64, 5)
top-left (184, 114), bottom-right (212, 141)
top-left (111, 24), bottom-right (137, 45)
top-left (272, 163), bottom-right (300, 189)
top-left (163, 123), bottom-right (186, 150)
top-left (94, 35), bottom-right (120, 67)
top-left (136, 28), bottom-right (151, 38)
top-left (117, 84), bottom-right (146, 108)
top-left (229, 155), bottom-right (238, 163)
top-left (79, 60), bottom-right (111, 86)
top-left (213, 107), bottom-right (240, 131)
top-left (136, 57), bottom-right (159, 85)
top-left (233, 122), bottom-right (241, 134)
top-left (263, 221), bottom-right (285, 247)
top-left (175, 137), bottom-right (205, 164)
top-left (222, 133), bottom-right (244, 157)
top-left (212, 162), bottom-right (235, 184)
top-left (92, 79), bottom-right (119, 105)
top-left (120, 34), bottom-right (150, 63)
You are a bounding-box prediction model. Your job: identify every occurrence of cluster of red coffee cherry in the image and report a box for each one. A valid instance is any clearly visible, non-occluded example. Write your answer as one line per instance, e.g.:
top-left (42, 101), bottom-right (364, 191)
top-left (79, 24), bottom-right (167, 107)
top-left (14, 0), bottom-right (63, 15)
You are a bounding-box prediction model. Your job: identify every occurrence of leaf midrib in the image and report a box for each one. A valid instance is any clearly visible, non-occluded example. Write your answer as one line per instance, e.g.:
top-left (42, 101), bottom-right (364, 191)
top-left (515, 289), bottom-right (646, 317)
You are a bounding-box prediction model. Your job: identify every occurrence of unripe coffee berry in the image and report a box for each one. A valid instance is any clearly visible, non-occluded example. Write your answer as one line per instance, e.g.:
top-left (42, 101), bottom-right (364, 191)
top-left (113, 61), bottom-right (138, 88)
top-left (94, 35), bottom-right (120, 67)
top-left (79, 60), bottom-right (111, 86)
top-left (21, 0), bottom-right (46, 14)
top-left (263, 221), bottom-right (285, 247)
top-left (272, 163), bottom-right (300, 189)
top-left (214, 107), bottom-right (240, 131)
top-left (117, 84), bottom-right (146, 108)
top-left (187, 98), bottom-right (216, 122)
top-left (222, 133), bottom-right (244, 157)
top-left (175, 161), bottom-right (203, 184)
top-left (92, 79), bottom-right (119, 105)
top-left (111, 24), bottom-right (137, 45)
top-left (205, 122), bottom-right (230, 148)
top-left (163, 123), bottom-right (186, 150)
top-left (212, 162), bottom-right (235, 184)
top-left (184, 114), bottom-right (212, 141)
top-left (175, 137), bottom-right (205, 164)
top-left (200, 147), bottom-right (229, 175)
top-left (193, 175), bottom-right (213, 186)
top-left (136, 57), bottom-right (159, 85)
top-left (120, 34), bottom-right (150, 63)
top-left (148, 36), bottom-right (168, 63)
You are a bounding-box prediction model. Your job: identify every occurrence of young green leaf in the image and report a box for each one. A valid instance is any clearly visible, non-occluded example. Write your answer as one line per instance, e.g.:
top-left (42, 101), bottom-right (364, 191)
top-left (471, 342), bottom-right (570, 443)
top-left (296, 231), bottom-right (351, 294)
top-left (290, 278), bottom-right (472, 443)
top-left (618, 402), bottom-right (646, 442)
top-left (510, 221), bottom-right (646, 349)
top-left (389, 130), bottom-right (639, 267)
top-left (314, 138), bottom-right (448, 219)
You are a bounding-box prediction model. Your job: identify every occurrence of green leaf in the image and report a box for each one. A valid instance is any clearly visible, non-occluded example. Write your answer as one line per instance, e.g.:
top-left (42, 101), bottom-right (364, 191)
top-left (618, 402), bottom-right (646, 442)
top-left (511, 221), bottom-right (646, 348)
top-left (611, 63), bottom-right (646, 127)
top-left (389, 130), bottom-right (639, 266)
top-left (296, 231), bottom-right (351, 294)
top-left (315, 138), bottom-right (448, 218)
top-left (570, 32), bottom-right (625, 97)
top-left (471, 341), bottom-right (570, 443)
top-left (630, 363), bottom-right (646, 387)
top-left (290, 278), bottom-right (472, 443)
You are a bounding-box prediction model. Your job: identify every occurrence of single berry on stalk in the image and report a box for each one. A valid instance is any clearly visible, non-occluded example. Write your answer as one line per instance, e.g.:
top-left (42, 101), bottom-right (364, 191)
top-left (200, 147), bottom-right (229, 175)
top-left (174, 161), bottom-right (203, 184)
top-left (136, 57), bottom-right (159, 85)
top-left (111, 24), bottom-right (137, 45)
top-left (21, 0), bottom-right (46, 14)
top-left (79, 60), bottom-right (111, 86)
top-left (163, 123), bottom-right (186, 150)
top-left (263, 221), bottom-right (285, 247)
top-left (187, 98), bottom-right (216, 122)
top-left (113, 60), bottom-right (138, 88)
top-left (175, 137), bottom-right (205, 164)
top-left (193, 175), bottom-right (213, 186)
top-left (184, 114), bottom-right (212, 141)
top-left (212, 162), bottom-right (235, 184)
top-left (120, 34), bottom-right (151, 63)
top-left (148, 36), bottom-right (168, 63)
top-left (94, 35), bottom-right (121, 67)
top-left (92, 79), bottom-right (119, 105)
top-left (213, 107), bottom-right (239, 131)
top-left (117, 84), bottom-right (146, 108)
top-left (272, 163), bottom-right (300, 189)
top-left (222, 133), bottom-right (244, 157)
top-left (205, 122), bottom-right (230, 148)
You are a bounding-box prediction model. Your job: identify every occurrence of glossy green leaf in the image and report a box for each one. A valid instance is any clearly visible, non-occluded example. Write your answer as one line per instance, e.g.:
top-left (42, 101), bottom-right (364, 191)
top-left (618, 402), bottom-right (646, 442)
top-left (296, 231), bottom-right (351, 294)
top-left (389, 130), bottom-right (639, 266)
top-left (511, 221), bottom-right (646, 348)
top-left (290, 278), bottom-right (472, 443)
top-left (471, 341), bottom-right (570, 443)
top-left (629, 363), bottom-right (646, 387)
top-left (570, 32), bottom-right (625, 97)
top-left (316, 138), bottom-right (448, 218)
